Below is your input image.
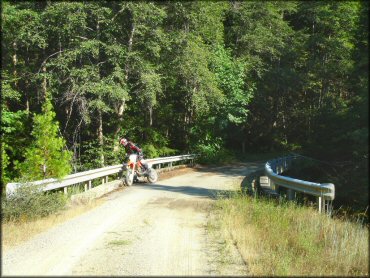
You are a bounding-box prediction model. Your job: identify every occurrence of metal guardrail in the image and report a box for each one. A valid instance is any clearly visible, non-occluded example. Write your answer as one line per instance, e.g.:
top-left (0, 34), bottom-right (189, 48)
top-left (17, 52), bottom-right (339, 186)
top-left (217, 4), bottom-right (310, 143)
top-left (265, 155), bottom-right (335, 214)
top-left (6, 154), bottom-right (196, 196)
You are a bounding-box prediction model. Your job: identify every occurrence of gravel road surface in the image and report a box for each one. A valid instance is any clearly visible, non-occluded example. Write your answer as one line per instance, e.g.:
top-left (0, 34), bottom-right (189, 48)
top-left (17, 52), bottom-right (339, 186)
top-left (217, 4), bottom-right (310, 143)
top-left (2, 163), bottom-right (261, 276)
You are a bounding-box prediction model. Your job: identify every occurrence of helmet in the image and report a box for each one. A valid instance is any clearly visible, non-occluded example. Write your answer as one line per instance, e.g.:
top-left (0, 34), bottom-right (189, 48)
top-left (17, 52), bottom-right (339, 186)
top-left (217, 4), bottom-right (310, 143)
top-left (120, 138), bottom-right (128, 146)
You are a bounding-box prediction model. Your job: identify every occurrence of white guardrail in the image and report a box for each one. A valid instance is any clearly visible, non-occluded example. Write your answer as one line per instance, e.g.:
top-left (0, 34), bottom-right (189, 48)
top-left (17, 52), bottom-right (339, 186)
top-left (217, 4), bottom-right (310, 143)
top-left (265, 155), bottom-right (335, 214)
top-left (6, 154), bottom-right (196, 196)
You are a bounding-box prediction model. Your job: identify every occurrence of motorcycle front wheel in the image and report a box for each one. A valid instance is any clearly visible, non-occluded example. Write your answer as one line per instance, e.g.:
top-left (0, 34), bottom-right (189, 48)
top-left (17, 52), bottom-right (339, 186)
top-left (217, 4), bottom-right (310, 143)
top-left (147, 168), bottom-right (158, 183)
top-left (125, 169), bottom-right (134, 186)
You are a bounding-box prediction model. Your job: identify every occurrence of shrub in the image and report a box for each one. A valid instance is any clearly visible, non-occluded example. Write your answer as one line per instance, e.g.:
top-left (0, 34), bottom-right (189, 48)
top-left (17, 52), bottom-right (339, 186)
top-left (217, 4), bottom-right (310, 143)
top-left (141, 144), bottom-right (158, 158)
top-left (2, 184), bottom-right (68, 222)
top-left (195, 138), bottom-right (235, 164)
top-left (141, 144), bottom-right (177, 158)
top-left (157, 146), bottom-right (177, 157)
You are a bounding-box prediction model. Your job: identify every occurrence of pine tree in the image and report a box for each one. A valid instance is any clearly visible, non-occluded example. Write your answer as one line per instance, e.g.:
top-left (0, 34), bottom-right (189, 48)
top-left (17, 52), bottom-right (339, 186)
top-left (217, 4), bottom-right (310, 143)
top-left (19, 96), bottom-right (72, 181)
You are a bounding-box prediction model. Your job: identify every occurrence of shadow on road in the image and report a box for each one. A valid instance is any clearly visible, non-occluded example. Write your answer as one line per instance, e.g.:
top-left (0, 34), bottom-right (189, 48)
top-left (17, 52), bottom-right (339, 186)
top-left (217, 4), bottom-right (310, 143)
top-left (136, 183), bottom-right (234, 199)
top-left (193, 163), bottom-right (263, 178)
top-left (133, 162), bottom-right (265, 199)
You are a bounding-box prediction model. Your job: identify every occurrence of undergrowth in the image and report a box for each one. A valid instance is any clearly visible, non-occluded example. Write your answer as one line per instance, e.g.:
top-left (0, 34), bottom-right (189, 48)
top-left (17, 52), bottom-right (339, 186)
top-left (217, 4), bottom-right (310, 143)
top-left (2, 184), bottom-right (68, 222)
top-left (212, 191), bottom-right (368, 276)
top-left (195, 140), bottom-right (236, 165)
top-left (2, 184), bottom-right (103, 249)
top-left (283, 158), bottom-right (369, 222)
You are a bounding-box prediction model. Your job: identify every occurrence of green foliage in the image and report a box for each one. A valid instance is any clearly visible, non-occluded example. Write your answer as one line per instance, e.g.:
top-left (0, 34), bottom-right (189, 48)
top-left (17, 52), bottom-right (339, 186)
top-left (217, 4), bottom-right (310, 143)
top-left (2, 147), bottom-right (11, 186)
top-left (141, 144), bottom-right (158, 158)
top-left (210, 44), bottom-right (254, 125)
top-left (139, 71), bottom-right (161, 106)
top-left (1, 1), bottom-right (368, 215)
top-left (141, 144), bottom-right (177, 159)
top-left (195, 137), bottom-right (235, 165)
top-left (2, 1), bottom-right (47, 49)
top-left (157, 146), bottom-right (177, 157)
top-left (19, 97), bottom-right (72, 181)
top-left (79, 137), bottom-right (126, 170)
top-left (177, 35), bottom-right (224, 117)
top-left (2, 185), bottom-right (68, 222)
top-left (1, 75), bottom-right (30, 185)
top-left (225, 2), bottom-right (297, 76)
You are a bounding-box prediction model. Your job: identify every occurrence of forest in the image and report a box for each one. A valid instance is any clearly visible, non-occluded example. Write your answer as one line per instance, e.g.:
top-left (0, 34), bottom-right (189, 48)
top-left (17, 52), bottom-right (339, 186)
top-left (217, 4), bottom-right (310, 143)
top-left (1, 1), bottom-right (368, 212)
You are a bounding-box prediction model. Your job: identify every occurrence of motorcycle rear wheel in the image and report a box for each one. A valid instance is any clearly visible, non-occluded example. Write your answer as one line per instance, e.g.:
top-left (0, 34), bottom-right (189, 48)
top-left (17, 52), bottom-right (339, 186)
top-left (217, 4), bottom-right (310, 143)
top-left (147, 168), bottom-right (158, 183)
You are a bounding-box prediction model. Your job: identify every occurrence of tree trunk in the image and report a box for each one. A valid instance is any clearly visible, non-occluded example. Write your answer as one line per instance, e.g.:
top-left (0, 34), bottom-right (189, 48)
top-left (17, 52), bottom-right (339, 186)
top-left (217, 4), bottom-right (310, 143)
top-left (149, 106), bottom-right (153, 127)
top-left (12, 41), bottom-right (18, 88)
top-left (97, 20), bottom-right (105, 166)
top-left (13, 41), bottom-right (30, 112)
top-left (282, 112), bottom-right (287, 144)
top-left (114, 21), bottom-right (135, 147)
top-left (42, 65), bottom-right (47, 100)
top-left (98, 109), bottom-right (105, 166)
top-left (124, 23), bottom-right (135, 82)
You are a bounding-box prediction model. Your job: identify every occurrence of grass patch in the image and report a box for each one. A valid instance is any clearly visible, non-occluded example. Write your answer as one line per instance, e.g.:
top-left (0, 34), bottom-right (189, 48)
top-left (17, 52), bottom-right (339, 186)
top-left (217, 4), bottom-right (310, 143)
top-left (2, 198), bottom-right (104, 249)
top-left (107, 239), bottom-right (132, 246)
top-left (211, 191), bottom-right (368, 276)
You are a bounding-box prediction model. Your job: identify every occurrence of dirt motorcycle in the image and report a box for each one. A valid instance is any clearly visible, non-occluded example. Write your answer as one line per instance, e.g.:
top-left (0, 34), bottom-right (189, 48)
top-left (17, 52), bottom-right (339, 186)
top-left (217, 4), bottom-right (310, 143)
top-left (121, 153), bottom-right (158, 186)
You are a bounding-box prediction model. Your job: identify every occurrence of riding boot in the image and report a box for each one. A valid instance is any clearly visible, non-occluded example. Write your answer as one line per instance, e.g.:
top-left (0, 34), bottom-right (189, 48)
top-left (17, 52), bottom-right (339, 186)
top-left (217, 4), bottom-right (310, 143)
top-left (134, 174), bottom-right (139, 183)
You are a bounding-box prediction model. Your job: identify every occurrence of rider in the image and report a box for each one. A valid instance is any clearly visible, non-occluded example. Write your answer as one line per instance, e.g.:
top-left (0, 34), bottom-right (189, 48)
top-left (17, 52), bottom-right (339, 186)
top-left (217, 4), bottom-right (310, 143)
top-left (119, 138), bottom-right (148, 171)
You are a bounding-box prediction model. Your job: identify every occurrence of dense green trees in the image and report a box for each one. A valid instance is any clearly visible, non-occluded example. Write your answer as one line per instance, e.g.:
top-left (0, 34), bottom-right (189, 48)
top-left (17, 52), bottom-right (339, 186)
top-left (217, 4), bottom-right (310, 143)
top-left (1, 1), bottom-right (368, 210)
top-left (19, 96), bottom-right (72, 180)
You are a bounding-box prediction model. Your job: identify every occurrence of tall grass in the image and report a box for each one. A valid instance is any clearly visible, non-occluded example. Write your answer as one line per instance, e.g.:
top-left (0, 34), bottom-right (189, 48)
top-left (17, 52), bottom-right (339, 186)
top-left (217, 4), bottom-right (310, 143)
top-left (212, 192), bottom-right (368, 276)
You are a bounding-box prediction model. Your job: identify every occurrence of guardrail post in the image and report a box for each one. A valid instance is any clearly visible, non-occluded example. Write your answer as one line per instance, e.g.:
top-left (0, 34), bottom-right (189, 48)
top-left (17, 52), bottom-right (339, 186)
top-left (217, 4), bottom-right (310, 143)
top-left (84, 183), bottom-right (88, 192)
top-left (325, 199), bottom-right (333, 215)
top-left (317, 196), bottom-right (324, 213)
top-left (105, 176), bottom-right (108, 183)
top-left (317, 196), bottom-right (333, 214)
top-left (268, 178), bottom-right (277, 191)
top-left (287, 189), bottom-right (295, 201)
top-left (88, 180), bottom-right (92, 190)
top-left (273, 181), bottom-right (278, 192)
top-left (64, 187), bottom-right (68, 195)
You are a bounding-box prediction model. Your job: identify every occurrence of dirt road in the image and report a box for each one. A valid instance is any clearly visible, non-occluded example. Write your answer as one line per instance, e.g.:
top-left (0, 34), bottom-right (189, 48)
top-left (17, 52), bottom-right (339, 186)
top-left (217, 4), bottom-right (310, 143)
top-left (2, 163), bottom-right (261, 276)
